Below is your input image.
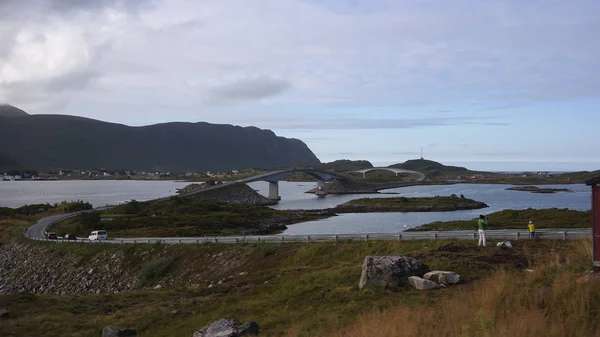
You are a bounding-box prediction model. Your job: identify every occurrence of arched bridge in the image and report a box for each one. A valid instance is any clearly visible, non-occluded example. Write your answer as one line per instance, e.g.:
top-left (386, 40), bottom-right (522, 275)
top-left (353, 167), bottom-right (425, 181)
top-left (181, 168), bottom-right (348, 201)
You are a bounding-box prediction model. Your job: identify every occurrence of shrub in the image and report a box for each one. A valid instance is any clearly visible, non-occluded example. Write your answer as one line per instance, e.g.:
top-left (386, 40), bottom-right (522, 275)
top-left (139, 257), bottom-right (173, 284)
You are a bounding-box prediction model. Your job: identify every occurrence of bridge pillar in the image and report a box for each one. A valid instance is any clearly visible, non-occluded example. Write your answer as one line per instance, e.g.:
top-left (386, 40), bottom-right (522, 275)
top-left (316, 180), bottom-right (327, 198)
top-left (268, 181), bottom-right (281, 201)
top-left (362, 172), bottom-right (366, 178)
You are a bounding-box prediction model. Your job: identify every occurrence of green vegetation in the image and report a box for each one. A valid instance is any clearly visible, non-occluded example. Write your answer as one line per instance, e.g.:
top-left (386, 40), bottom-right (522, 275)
top-left (0, 201), bottom-right (92, 244)
top-left (139, 257), bottom-right (174, 285)
top-left (1, 239), bottom-right (592, 337)
top-left (409, 208), bottom-right (592, 231)
top-left (48, 197), bottom-right (328, 238)
top-left (507, 185), bottom-right (572, 193)
top-left (334, 195), bottom-right (488, 213)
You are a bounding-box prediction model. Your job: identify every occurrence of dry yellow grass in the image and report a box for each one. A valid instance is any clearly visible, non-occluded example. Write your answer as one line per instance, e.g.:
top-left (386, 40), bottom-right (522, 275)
top-left (329, 239), bottom-right (600, 337)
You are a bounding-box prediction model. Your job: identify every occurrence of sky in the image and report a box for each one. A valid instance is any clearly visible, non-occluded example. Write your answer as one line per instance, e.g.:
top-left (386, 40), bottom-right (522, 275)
top-left (1, 0), bottom-right (599, 171)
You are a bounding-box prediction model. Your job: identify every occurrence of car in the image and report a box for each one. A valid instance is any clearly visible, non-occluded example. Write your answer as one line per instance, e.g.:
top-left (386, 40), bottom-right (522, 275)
top-left (46, 232), bottom-right (58, 240)
top-left (88, 230), bottom-right (108, 240)
top-left (64, 234), bottom-right (77, 240)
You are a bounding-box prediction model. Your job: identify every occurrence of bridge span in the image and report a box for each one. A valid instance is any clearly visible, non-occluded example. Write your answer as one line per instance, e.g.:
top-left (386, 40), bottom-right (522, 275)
top-left (353, 167), bottom-right (425, 181)
top-left (180, 168), bottom-right (348, 201)
top-left (180, 167), bottom-right (426, 202)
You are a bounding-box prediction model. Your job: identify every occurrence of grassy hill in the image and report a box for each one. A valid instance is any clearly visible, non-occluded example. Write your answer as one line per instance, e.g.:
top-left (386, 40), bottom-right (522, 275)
top-left (390, 159), bottom-right (480, 178)
top-left (315, 159), bottom-right (373, 172)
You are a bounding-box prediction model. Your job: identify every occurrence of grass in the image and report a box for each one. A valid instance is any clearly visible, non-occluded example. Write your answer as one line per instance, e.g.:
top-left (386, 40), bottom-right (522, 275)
top-left (0, 239), bottom-right (592, 337)
top-left (410, 208), bottom-right (592, 231)
top-left (327, 240), bottom-right (599, 337)
top-left (47, 198), bottom-right (327, 238)
top-left (0, 201), bottom-right (92, 244)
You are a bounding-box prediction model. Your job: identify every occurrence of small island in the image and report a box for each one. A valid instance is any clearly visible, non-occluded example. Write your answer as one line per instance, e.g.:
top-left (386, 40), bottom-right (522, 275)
top-left (408, 208), bottom-right (591, 231)
top-left (333, 195), bottom-right (488, 213)
top-left (506, 185), bottom-right (572, 194)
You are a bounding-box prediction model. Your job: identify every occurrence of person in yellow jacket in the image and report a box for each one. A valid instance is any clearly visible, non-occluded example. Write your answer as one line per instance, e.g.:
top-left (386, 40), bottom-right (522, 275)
top-left (528, 220), bottom-right (535, 239)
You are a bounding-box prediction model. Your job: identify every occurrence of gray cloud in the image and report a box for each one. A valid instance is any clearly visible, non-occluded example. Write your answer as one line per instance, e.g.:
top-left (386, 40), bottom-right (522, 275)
top-left (392, 151), bottom-right (421, 155)
top-left (206, 77), bottom-right (292, 104)
top-left (261, 116), bottom-right (507, 130)
top-left (0, 0), bottom-right (599, 119)
top-left (0, 0), bottom-right (151, 16)
top-left (476, 104), bottom-right (525, 111)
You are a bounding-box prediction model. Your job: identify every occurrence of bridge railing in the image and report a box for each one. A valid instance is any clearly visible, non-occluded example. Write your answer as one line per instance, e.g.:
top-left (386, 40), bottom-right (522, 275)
top-left (27, 229), bottom-right (592, 245)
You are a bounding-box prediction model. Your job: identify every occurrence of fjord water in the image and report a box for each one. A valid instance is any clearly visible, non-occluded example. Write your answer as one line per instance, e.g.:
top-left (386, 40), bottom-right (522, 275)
top-left (0, 180), bottom-right (190, 208)
top-left (250, 182), bottom-right (590, 234)
top-left (0, 180), bottom-right (590, 234)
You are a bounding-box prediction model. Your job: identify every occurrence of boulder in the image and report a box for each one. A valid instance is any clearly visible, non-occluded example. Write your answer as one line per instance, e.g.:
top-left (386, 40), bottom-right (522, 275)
top-left (193, 318), bottom-right (259, 337)
top-left (408, 276), bottom-right (442, 290)
top-left (101, 326), bottom-right (137, 337)
top-left (423, 271), bottom-right (461, 285)
top-left (358, 256), bottom-right (430, 290)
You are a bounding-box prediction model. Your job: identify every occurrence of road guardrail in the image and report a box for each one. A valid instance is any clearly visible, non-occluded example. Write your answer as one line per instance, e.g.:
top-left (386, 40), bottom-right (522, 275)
top-left (28, 229), bottom-right (592, 245)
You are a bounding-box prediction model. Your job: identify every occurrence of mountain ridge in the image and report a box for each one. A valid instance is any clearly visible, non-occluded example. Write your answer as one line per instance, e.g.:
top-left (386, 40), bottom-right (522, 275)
top-left (0, 108), bottom-right (320, 172)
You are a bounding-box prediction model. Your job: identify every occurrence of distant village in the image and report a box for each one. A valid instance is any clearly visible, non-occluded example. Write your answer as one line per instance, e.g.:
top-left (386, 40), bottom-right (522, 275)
top-left (0, 168), bottom-right (248, 181)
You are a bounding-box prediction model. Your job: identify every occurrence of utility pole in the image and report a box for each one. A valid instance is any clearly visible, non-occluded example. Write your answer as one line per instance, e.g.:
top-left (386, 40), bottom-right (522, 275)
top-left (420, 147), bottom-right (423, 160)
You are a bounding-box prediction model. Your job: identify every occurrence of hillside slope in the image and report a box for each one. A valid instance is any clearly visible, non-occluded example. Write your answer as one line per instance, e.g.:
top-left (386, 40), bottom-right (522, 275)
top-left (0, 104), bottom-right (28, 117)
top-left (0, 113), bottom-right (320, 172)
top-left (0, 153), bottom-right (22, 171)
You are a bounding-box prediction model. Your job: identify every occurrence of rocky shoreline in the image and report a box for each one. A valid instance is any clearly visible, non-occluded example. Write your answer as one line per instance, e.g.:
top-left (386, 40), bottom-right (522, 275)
top-left (180, 182), bottom-right (276, 205)
top-left (241, 209), bottom-right (337, 235)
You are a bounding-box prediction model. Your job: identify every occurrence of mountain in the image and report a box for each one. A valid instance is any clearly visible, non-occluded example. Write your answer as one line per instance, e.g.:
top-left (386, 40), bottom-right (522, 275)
top-left (0, 153), bottom-right (23, 171)
top-left (0, 112), bottom-right (320, 172)
top-left (315, 159), bottom-right (373, 172)
top-left (390, 159), bottom-right (480, 178)
top-left (0, 104), bottom-right (29, 117)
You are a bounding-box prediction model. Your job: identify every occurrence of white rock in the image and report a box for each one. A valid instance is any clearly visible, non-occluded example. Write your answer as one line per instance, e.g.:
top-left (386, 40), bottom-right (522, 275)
top-left (408, 276), bottom-right (442, 290)
top-left (423, 271), bottom-right (460, 285)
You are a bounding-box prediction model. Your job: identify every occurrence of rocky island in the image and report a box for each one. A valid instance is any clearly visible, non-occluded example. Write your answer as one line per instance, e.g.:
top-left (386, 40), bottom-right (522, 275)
top-left (332, 195), bottom-right (488, 213)
top-left (506, 185), bottom-right (572, 193)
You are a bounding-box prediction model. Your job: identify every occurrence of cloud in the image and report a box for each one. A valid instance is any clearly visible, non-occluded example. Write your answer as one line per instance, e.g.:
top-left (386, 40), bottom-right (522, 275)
top-left (206, 76), bottom-right (292, 104)
top-left (252, 116), bottom-right (507, 130)
top-left (0, 0), bottom-right (599, 118)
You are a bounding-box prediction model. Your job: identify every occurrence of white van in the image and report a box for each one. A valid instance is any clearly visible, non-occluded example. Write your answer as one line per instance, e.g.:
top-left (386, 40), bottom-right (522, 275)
top-left (88, 230), bottom-right (108, 240)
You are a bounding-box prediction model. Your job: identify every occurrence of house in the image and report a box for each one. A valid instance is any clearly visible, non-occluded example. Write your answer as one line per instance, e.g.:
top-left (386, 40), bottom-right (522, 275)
top-left (585, 176), bottom-right (600, 270)
top-left (471, 174), bottom-right (485, 179)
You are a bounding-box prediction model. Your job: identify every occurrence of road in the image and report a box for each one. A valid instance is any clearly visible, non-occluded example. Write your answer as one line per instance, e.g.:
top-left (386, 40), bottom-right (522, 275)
top-left (27, 211), bottom-right (591, 244)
